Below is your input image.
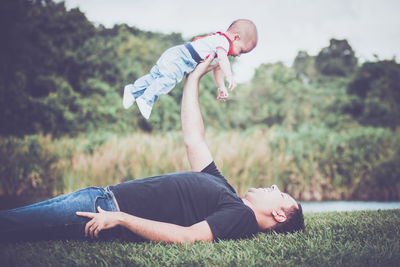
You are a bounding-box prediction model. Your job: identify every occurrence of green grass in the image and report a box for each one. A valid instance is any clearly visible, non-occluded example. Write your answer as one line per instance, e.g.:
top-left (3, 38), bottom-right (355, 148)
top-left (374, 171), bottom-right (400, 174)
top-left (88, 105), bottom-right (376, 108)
top-left (1, 209), bottom-right (399, 267)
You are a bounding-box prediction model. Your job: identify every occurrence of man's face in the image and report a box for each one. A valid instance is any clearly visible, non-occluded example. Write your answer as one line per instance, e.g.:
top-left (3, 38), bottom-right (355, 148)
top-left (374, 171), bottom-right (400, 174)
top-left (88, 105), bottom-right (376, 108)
top-left (244, 185), bottom-right (298, 213)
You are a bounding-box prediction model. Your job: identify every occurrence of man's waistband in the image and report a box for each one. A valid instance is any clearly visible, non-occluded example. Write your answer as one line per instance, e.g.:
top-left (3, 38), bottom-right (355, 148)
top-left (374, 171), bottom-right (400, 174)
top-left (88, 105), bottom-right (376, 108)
top-left (184, 43), bottom-right (202, 64)
top-left (105, 186), bottom-right (120, 212)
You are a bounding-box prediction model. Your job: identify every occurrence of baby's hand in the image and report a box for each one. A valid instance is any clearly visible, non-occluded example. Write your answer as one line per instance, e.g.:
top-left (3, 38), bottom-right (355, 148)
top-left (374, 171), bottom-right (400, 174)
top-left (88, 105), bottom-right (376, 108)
top-left (226, 76), bottom-right (236, 91)
top-left (217, 87), bottom-right (229, 100)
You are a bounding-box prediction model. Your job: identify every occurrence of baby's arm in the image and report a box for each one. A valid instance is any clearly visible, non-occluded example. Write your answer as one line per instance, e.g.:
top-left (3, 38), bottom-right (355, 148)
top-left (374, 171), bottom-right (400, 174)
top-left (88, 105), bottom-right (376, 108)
top-left (216, 47), bottom-right (236, 91)
top-left (213, 66), bottom-right (228, 99)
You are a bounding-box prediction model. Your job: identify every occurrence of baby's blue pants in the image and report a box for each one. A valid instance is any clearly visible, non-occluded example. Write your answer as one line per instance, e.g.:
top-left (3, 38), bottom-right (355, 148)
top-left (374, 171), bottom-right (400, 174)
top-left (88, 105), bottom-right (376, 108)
top-left (130, 44), bottom-right (198, 108)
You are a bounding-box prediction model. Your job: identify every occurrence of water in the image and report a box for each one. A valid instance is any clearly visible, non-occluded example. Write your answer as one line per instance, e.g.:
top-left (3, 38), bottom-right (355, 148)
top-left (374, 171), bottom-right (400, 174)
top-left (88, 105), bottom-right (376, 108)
top-left (301, 201), bottom-right (400, 213)
top-left (1, 196), bottom-right (400, 213)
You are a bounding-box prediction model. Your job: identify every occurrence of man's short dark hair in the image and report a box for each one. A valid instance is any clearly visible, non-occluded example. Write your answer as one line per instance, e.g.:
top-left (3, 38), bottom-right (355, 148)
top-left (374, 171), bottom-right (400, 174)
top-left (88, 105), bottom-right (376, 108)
top-left (270, 202), bottom-right (305, 234)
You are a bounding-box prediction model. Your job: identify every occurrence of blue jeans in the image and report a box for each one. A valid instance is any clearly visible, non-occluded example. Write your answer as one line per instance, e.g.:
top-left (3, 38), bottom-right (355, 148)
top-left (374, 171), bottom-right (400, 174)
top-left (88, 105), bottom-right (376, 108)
top-left (130, 44), bottom-right (198, 108)
top-left (0, 187), bottom-right (120, 242)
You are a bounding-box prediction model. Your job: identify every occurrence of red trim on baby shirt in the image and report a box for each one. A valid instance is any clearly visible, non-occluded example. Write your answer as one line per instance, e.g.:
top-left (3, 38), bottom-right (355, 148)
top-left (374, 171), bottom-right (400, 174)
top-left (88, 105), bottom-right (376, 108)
top-left (193, 32), bottom-right (234, 56)
top-left (215, 32), bottom-right (234, 56)
top-left (193, 33), bottom-right (215, 42)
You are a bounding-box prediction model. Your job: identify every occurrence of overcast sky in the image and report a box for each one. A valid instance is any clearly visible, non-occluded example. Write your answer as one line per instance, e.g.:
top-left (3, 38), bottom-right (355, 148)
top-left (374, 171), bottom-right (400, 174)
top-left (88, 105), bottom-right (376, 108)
top-left (60, 0), bottom-right (400, 82)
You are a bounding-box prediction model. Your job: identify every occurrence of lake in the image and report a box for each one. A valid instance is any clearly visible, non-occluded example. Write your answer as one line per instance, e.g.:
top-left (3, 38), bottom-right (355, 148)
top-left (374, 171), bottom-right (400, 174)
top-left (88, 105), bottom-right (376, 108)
top-left (301, 201), bottom-right (400, 213)
top-left (1, 196), bottom-right (400, 213)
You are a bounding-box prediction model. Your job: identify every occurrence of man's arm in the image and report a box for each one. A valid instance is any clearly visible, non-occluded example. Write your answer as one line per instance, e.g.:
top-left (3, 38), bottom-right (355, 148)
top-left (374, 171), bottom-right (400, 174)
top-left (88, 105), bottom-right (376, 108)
top-left (181, 54), bottom-right (217, 171)
top-left (119, 212), bottom-right (212, 243)
top-left (76, 207), bottom-right (213, 243)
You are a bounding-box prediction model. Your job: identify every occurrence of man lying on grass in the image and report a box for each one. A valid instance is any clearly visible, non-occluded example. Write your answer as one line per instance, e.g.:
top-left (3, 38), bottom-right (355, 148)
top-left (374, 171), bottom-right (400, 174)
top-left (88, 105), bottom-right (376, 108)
top-left (0, 55), bottom-right (304, 243)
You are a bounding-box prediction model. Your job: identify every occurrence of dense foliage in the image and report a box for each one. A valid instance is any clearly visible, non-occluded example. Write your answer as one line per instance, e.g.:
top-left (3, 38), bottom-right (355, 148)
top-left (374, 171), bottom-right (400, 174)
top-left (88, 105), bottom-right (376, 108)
top-left (1, 0), bottom-right (399, 136)
top-left (0, 0), bottom-right (187, 136)
top-left (0, 0), bottom-right (399, 199)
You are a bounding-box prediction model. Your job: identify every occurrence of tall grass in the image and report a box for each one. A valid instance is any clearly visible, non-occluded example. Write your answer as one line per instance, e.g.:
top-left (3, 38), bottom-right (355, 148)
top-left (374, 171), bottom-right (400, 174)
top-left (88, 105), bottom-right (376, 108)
top-left (1, 126), bottom-right (399, 200)
top-left (57, 132), bottom-right (189, 193)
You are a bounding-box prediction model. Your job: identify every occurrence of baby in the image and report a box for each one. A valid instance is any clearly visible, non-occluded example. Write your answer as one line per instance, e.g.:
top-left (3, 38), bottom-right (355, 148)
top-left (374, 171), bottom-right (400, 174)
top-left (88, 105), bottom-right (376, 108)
top-left (123, 19), bottom-right (258, 119)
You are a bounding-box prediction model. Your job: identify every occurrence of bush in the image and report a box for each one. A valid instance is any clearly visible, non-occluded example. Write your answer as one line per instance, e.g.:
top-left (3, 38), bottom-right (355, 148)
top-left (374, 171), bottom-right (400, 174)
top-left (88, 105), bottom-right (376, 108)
top-left (368, 145), bottom-right (400, 200)
top-left (267, 126), bottom-right (399, 200)
top-left (0, 135), bottom-right (61, 196)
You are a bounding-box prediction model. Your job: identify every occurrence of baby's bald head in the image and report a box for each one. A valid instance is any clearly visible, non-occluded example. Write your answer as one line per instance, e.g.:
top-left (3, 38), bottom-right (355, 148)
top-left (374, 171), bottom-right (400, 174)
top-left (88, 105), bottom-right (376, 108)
top-left (227, 19), bottom-right (258, 52)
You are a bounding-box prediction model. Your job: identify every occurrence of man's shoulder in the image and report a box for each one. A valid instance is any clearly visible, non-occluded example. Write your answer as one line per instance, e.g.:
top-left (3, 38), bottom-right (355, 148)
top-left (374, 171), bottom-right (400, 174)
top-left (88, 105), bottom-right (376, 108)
top-left (200, 161), bottom-right (225, 179)
top-left (205, 197), bottom-right (259, 240)
top-left (200, 161), bottom-right (237, 194)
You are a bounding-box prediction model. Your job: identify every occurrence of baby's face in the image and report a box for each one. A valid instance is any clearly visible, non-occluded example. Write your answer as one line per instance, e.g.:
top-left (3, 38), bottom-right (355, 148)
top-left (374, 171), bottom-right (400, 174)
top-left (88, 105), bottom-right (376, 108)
top-left (231, 39), bottom-right (255, 57)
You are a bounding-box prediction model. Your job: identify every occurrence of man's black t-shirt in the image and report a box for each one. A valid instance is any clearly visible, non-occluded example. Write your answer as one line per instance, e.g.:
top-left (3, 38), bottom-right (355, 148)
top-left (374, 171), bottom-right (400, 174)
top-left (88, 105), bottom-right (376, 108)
top-left (109, 162), bottom-right (259, 241)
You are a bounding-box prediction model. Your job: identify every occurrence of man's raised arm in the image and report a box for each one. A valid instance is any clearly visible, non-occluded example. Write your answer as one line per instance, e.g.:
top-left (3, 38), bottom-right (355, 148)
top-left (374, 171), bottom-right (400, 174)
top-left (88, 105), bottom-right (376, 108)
top-left (181, 55), bottom-right (216, 171)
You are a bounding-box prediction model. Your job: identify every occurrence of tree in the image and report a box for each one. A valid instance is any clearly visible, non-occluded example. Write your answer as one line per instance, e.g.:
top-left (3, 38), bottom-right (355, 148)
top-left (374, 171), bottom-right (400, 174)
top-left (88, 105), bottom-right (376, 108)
top-left (0, 0), bottom-right (95, 136)
top-left (231, 62), bottom-right (321, 130)
top-left (315, 39), bottom-right (357, 77)
top-left (292, 51), bottom-right (317, 83)
top-left (346, 60), bottom-right (400, 129)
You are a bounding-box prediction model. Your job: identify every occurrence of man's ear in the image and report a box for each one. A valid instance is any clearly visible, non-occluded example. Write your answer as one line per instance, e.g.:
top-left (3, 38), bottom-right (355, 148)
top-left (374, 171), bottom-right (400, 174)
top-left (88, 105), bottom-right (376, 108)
top-left (272, 209), bottom-right (287, 223)
top-left (234, 33), bottom-right (241, 41)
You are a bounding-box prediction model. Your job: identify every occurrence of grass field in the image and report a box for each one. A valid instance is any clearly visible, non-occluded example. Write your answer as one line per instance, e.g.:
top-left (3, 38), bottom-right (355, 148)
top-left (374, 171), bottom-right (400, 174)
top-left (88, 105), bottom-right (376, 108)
top-left (1, 209), bottom-right (399, 267)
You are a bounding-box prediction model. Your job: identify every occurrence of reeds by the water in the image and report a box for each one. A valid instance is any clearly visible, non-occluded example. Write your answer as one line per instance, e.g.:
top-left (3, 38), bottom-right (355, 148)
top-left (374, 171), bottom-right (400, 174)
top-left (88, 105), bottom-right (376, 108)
top-left (57, 132), bottom-right (189, 193)
top-left (57, 130), bottom-right (297, 197)
top-left (1, 127), bottom-right (399, 200)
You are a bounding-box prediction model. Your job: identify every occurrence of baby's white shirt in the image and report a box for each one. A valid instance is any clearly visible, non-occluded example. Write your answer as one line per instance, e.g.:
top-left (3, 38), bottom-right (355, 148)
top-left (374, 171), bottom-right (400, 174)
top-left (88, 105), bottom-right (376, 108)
top-left (190, 34), bottom-right (230, 60)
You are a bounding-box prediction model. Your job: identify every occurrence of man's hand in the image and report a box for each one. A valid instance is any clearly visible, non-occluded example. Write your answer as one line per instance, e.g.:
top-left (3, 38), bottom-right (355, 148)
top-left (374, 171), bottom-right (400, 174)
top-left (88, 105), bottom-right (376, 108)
top-left (191, 53), bottom-right (218, 80)
top-left (76, 207), bottom-right (120, 239)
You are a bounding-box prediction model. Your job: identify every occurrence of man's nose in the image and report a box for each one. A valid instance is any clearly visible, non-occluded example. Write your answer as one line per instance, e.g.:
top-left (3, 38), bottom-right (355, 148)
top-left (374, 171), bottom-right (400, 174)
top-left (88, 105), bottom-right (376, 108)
top-left (271, 184), bottom-right (279, 191)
